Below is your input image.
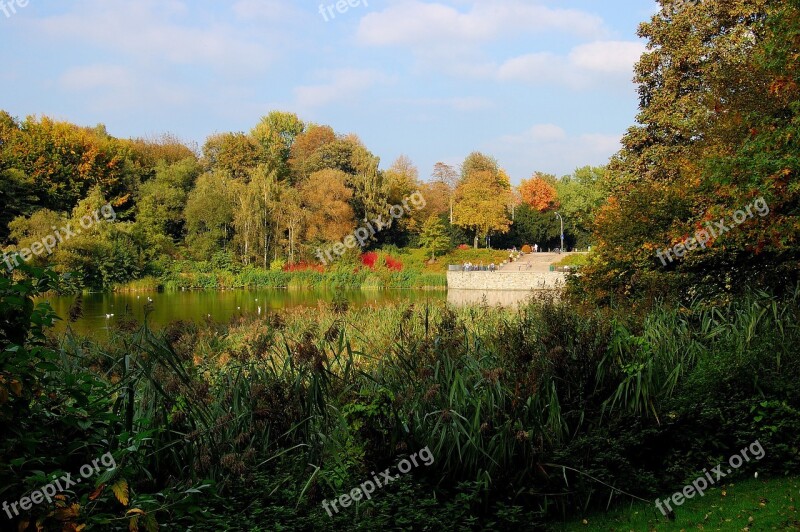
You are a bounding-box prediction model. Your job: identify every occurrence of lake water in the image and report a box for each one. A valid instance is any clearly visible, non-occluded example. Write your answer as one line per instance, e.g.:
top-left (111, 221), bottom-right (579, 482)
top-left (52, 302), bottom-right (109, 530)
top-left (42, 288), bottom-right (447, 334)
top-left (41, 288), bottom-right (539, 335)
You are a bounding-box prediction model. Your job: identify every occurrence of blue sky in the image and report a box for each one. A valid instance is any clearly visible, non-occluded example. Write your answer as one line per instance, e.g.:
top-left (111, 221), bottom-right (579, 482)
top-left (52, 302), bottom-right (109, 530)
top-left (0, 0), bottom-right (660, 182)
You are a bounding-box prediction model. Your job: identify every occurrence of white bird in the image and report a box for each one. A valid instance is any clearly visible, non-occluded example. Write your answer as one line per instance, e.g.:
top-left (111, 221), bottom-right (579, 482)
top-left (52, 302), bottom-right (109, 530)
top-left (255, 298), bottom-right (258, 302)
top-left (105, 314), bottom-right (114, 319)
top-left (258, 306), bottom-right (262, 315)
top-left (237, 307), bottom-right (241, 310)
top-left (147, 297), bottom-right (153, 302)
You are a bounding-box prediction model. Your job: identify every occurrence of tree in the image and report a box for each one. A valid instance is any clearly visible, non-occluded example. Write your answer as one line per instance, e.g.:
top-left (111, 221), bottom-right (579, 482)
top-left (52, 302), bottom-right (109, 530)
top-left (418, 215), bottom-right (451, 260)
top-left (587, 0), bottom-right (796, 300)
top-left (453, 169), bottom-right (512, 248)
top-left (251, 111), bottom-right (305, 180)
top-left (432, 162), bottom-right (458, 223)
top-left (202, 133), bottom-right (266, 180)
top-left (0, 169), bottom-right (38, 242)
top-left (288, 124), bottom-right (337, 182)
top-left (519, 174), bottom-right (559, 212)
top-left (184, 172), bottom-right (235, 259)
top-left (299, 169), bottom-right (355, 244)
top-left (136, 159), bottom-right (200, 247)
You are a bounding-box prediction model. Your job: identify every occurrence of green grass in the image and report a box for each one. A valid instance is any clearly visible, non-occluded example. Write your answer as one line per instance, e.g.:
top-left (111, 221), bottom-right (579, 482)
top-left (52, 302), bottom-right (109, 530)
top-left (399, 247), bottom-right (515, 272)
top-left (553, 253), bottom-right (592, 268)
top-left (551, 476), bottom-right (800, 531)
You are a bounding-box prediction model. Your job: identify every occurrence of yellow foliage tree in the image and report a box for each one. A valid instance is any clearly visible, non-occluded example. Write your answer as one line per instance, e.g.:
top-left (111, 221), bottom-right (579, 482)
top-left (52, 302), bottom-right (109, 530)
top-left (453, 170), bottom-right (512, 248)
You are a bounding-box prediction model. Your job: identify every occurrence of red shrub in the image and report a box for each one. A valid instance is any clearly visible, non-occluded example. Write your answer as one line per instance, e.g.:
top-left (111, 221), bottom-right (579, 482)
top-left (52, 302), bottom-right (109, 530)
top-left (361, 252), bottom-right (379, 269)
top-left (457, 244), bottom-right (470, 250)
top-left (385, 256), bottom-right (404, 271)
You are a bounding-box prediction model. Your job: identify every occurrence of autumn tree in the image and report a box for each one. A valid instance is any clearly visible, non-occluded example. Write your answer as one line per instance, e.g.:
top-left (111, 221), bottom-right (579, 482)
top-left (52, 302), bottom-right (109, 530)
top-left (587, 0), bottom-right (798, 301)
top-left (519, 174), bottom-right (559, 212)
top-left (288, 125), bottom-right (337, 182)
top-left (453, 168), bottom-right (512, 248)
top-left (432, 162), bottom-right (458, 223)
top-left (202, 132), bottom-right (266, 181)
top-left (300, 169), bottom-right (355, 244)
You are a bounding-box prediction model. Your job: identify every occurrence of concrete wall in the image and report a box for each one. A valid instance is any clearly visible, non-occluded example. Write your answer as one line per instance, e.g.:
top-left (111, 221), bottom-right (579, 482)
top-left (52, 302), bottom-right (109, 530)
top-left (446, 271), bottom-right (566, 291)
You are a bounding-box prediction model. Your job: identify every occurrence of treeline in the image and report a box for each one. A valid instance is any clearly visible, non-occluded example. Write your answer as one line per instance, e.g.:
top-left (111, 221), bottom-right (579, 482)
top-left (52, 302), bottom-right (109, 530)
top-left (0, 110), bottom-right (606, 289)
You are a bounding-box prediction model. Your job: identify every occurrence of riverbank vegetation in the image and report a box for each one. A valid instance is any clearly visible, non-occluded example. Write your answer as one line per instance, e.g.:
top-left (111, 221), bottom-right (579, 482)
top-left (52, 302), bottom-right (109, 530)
top-left (1, 0), bottom-right (799, 530)
top-left (2, 266), bottom-right (799, 530)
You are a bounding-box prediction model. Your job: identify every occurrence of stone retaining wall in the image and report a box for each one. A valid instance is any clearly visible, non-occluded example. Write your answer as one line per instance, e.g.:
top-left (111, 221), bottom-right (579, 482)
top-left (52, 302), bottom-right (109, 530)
top-left (446, 271), bottom-right (566, 291)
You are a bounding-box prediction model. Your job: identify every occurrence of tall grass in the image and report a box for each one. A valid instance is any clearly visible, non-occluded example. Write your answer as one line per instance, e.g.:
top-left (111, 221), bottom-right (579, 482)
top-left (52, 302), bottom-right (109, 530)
top-left (51, 286), bottom-right (800, 527)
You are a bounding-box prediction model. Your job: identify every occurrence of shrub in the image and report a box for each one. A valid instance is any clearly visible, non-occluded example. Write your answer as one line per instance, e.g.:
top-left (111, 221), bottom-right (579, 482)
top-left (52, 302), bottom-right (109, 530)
top-left (270, 258), bottom-right (286, 271)
top-left (361, 252), bottom-right (379, 269)
top-left (521, 245), bottom-right (532, 253)
top-left (385, 255), bottom-right (404, 271)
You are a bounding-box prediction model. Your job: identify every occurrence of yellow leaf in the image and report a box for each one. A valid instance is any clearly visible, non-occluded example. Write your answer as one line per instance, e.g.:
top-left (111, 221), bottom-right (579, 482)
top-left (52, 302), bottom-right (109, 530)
top-left (111, 479), bottom-right (129, 507)
top-left (128, 515), bottom-right (139, 532)
top-left (10, 380), bottom-right (22, 396)
top-left (126, 509), bottom-right (145, 516)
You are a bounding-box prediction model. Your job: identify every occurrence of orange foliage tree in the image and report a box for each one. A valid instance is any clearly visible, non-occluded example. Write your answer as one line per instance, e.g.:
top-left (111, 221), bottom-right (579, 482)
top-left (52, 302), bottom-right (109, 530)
top-left (519, 175), bottom-right (559, 212)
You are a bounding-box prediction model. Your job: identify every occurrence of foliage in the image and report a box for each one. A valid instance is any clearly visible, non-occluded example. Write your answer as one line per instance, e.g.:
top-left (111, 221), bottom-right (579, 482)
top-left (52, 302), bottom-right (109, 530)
top-left (418, 215), bottom-right (451, 259)
top-left (519, 174), bottom-right (559, 212)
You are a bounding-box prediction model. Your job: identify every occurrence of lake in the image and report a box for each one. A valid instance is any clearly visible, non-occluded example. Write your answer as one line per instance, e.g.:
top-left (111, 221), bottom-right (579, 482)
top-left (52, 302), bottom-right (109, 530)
top-left (41, 288), bottom-right (539, 335)
top-left (42, 288), bottom-right (446, 334)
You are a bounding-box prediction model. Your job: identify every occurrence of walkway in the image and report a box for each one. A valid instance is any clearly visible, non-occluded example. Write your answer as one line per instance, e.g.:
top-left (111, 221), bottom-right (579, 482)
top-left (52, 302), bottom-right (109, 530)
top-left (498, 252), bottom-right (572, 273)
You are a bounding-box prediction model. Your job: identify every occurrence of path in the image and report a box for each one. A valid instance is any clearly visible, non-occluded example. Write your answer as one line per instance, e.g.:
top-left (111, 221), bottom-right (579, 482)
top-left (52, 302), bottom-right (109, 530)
top-left (497, 252), bottom-right (574, 273)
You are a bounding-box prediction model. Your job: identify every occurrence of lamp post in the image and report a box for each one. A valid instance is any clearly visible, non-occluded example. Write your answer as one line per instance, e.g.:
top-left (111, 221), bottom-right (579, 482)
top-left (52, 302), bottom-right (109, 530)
top-left (554, 211), bottom-right (564, 253)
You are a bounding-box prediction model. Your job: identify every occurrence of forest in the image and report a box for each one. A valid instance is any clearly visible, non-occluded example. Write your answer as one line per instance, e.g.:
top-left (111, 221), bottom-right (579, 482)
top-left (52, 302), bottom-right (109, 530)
top-left (1, 110), bottom-right (607, 291)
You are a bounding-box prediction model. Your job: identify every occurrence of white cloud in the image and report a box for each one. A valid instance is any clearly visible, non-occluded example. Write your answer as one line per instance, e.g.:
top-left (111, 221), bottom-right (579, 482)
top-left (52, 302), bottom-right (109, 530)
top-left (36, 0), bottom-right (271, 72)
top-left (496, 40), bottom-right (646, 89)
top-left (294, 69), bottom-right (394, 108)
top-left (568, 41), bottom-right (648, 74)
top-left (357, 0), bottom-right (608, 47)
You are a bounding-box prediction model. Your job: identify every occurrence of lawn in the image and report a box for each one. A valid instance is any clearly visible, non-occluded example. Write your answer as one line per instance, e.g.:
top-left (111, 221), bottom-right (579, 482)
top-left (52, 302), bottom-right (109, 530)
top-left (398, 247), bottom-right (516, 272)
top-left (550, 476), bottom-right (800, 531)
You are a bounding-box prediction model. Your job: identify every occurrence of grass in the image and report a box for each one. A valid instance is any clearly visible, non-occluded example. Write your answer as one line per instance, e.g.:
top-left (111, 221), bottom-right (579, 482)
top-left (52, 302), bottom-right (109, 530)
top-left (551, 476), bottom-right (800, 531)
top-left (553, 253), bottom-right (592, 268)
top-left (399, 247), bottom-right (515, 272)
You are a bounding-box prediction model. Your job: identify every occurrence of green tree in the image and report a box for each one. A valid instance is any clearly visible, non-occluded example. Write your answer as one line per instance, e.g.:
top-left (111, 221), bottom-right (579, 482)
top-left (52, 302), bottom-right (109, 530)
top-left (184, 172), bottom-right (235, 259)
top-left (418, 215), bottom-right (450, 260)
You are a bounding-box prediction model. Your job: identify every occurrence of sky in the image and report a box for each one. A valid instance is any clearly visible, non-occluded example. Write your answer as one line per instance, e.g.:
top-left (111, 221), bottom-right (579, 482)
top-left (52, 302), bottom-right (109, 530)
top-left (0, 0), bottom-right (661, 182)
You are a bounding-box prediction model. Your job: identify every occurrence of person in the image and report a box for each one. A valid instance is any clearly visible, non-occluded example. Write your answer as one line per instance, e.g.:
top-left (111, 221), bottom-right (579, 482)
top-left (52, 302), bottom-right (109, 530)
top-left (489, 262), bottom-right (495, 272)
top-left (534, 243), bottom-right (538, 253)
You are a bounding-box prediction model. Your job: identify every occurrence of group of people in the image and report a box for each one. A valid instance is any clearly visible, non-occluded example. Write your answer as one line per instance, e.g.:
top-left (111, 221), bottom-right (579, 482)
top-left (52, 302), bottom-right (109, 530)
top-left (462, 262), bottom-right (497, 272)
